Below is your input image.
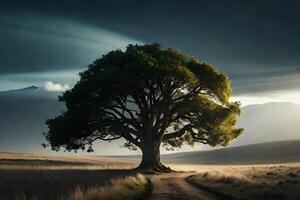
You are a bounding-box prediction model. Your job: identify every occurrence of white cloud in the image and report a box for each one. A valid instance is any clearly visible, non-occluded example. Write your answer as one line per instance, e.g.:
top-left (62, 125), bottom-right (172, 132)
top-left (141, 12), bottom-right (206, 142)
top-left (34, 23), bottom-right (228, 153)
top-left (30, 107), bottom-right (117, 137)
top-left (44, 81), bottom-right (70, 92)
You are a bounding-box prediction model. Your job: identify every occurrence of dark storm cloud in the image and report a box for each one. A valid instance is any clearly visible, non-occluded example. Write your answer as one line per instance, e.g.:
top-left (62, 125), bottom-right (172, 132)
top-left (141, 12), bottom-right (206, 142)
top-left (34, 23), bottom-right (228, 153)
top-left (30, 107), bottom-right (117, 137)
top-left (0, 0), bottom-right (300, 94)
top-left (0, 12), bottom-right (139, 74)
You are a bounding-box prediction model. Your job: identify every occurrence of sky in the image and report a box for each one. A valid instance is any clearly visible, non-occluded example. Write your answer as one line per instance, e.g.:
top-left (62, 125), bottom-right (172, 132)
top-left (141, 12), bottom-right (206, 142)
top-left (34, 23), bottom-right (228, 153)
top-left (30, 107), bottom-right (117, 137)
top-left (1, 0), bottom-right (300, 106)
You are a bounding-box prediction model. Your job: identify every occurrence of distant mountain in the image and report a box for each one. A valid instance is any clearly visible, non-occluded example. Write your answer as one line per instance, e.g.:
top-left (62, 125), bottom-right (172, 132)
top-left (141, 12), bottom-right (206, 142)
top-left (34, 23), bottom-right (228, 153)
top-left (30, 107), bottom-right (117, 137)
top-left (0, 85), bottom-right (61, 99)
top-left (0, 86), bottom-right (65, 152)
top-left (5, 85), bottom-right (39, 92)
top-left (163, 140), bottom-right (300, 164)
top-left (4, 85), bottom-right (39, 93)
top-left (232, 102), bottom-right (300, 146)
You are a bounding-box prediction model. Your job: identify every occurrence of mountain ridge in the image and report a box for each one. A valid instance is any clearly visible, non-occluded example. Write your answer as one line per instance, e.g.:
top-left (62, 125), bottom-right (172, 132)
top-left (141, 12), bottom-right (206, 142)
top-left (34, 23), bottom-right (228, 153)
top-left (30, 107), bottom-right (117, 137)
top-left (242, 101), bottom-right (300, 108)
top-left (0, 85), bottom-right (39, 93)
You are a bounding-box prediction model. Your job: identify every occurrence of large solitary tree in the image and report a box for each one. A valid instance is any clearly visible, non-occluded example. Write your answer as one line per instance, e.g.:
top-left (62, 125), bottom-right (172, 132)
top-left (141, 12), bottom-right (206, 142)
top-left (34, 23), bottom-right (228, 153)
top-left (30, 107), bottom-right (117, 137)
top-left (44, 43), bottom-right (243, 171)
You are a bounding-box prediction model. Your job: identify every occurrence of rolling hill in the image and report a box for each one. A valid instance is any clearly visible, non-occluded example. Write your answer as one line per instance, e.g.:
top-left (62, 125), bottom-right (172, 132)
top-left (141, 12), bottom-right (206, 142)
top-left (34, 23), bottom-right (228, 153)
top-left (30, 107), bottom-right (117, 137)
top-left (162, 140), bottom-right (300, 164)
top-left (232, 102), bottom-right (300, 146)
top-left (1, 140), bottom-right (299, 165)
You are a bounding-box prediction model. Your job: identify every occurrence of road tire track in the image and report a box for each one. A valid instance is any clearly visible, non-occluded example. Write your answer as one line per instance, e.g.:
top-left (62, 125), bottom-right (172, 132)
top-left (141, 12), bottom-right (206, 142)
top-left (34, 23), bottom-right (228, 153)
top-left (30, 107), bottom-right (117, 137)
top-left (149, 172), bottom-right (220, 200)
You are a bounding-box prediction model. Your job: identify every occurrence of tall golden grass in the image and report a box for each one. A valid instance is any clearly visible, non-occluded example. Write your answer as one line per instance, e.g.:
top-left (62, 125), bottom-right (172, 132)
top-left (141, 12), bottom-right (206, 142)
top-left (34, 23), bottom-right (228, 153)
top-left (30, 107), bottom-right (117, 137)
top-left (0, 152), bottom-right (142, 200)
top-left (62, 174), bottom-right (150, 200)
top-left (187, 163), bottom-right (300, 200)
top-left (12, 174), bottom-right (150, 200)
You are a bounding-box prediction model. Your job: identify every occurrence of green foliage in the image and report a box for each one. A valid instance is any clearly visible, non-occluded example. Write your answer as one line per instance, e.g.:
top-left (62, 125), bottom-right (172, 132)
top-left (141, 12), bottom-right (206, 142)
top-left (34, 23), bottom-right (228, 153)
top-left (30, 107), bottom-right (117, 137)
top-left (45, 43), bottom-right (243, 153)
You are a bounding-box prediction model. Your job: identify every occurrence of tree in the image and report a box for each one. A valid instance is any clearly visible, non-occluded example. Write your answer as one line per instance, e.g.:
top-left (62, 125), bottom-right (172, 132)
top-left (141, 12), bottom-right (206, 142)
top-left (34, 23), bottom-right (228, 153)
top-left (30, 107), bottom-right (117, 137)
top-left (44, 43), bottom-right (243, 172)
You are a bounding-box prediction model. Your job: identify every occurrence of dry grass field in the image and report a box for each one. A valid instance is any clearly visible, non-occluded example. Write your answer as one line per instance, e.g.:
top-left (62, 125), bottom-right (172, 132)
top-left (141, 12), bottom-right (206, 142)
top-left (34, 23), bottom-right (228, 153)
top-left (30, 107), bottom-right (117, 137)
top-left (1, 151), bottom-right (300, 200)
top-left (186, 163), bottom-right (300, 200)
top-left (0, 152), bottom-right (138, 170)
top-left (0, 152), bottom-right (146, 200)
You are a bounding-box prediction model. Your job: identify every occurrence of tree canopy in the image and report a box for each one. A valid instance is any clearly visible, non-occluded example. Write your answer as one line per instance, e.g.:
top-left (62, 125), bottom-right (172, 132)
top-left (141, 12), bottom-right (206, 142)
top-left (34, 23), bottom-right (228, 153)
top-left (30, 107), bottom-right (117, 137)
top-left (44, 43), bottom-right (243, 171)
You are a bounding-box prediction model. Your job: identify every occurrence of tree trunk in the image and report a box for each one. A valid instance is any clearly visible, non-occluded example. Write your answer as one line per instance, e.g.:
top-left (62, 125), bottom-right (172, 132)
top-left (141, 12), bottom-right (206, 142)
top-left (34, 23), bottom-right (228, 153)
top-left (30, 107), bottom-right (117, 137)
top-left (137, 140), bottom-right (172, 172)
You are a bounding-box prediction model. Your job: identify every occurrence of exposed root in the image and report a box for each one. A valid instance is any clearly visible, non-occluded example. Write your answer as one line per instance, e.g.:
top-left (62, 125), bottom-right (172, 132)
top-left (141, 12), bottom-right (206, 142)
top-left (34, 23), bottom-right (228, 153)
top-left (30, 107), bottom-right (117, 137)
top-left (136, 162), bottom-right (173, 173)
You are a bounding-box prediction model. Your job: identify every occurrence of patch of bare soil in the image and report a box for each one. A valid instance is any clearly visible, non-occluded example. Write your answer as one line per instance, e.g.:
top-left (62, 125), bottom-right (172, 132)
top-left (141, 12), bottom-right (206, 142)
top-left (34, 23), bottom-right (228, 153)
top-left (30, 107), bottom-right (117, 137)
top-left (150, 172), bottom-right (220, 200)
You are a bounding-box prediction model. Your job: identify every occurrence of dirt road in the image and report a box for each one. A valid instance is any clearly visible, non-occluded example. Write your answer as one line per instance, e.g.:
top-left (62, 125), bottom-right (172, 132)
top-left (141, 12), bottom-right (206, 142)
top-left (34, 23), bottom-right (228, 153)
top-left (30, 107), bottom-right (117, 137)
top-left (149, 172), bottom-right (220, 200)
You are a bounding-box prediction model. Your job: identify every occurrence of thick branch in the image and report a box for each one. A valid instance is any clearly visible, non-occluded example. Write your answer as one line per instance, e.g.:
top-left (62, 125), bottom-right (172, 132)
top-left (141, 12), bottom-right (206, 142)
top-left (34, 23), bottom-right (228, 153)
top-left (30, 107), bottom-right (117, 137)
top-left (162, 124), bottom-right (193, 141)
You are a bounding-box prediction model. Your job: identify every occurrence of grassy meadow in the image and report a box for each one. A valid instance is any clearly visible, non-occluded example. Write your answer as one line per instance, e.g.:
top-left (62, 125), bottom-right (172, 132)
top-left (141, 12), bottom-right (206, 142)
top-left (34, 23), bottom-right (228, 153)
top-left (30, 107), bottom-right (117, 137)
top-left (0, 152), bottom-right (146, 200)
top-left (187, 163), bottom-right (300, 200)
top-left (1, 152), bottom-right (300, 200)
